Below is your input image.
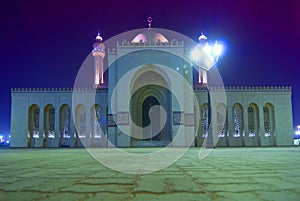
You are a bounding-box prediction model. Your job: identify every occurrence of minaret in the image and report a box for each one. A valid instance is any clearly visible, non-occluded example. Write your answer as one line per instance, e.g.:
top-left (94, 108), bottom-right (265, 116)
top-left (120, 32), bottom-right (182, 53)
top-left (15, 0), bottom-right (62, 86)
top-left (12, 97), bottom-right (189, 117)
top-left (92, 31), bottom-right (105, 88)
top-left (198, 33), bottom-right (208, 86)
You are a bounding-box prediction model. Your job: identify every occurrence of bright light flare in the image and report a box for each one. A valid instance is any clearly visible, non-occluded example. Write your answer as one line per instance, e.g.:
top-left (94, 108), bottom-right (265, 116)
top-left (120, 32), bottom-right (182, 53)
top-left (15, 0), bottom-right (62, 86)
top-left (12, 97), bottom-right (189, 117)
top-left (213, 41), bottom-right (222, 56)
top-left (295, 125), bottom-right (300, 135)
top-left (203, 43), bottom-right (212, 56)
top-left (191, 48), bottom-right (201, 62)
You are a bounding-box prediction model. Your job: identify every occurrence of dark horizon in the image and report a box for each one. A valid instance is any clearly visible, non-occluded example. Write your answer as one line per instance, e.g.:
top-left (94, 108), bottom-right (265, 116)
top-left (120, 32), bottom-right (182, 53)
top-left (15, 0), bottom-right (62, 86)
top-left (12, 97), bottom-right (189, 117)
top-left (1, 0), bottom-right (300, 139)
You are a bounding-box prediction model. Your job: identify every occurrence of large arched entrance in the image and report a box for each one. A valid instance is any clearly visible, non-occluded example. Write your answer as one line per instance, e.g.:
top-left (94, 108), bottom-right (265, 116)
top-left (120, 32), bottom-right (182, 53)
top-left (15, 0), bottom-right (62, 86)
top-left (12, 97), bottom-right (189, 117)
top-left (130, 68), bottom-right (172, 147)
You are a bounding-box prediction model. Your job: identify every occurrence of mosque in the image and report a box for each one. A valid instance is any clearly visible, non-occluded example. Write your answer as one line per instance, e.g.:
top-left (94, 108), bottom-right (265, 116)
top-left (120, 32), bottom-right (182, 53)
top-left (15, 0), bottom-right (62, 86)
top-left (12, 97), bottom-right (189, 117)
top-left (10, 19), bottom-right (294, 148)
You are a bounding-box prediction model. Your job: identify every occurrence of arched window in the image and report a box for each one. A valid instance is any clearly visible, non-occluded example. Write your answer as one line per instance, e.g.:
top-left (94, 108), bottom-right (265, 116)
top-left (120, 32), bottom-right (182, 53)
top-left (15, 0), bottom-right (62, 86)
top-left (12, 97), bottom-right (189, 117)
top-left (248, 104), bottom-right (259, 137)
top-left (75, 105), bottom-right (86, 138)
top-left (201, 104), bottom-right (209, 138)
top-left (91, 104), bottom-right (102, 139)
top-left (263, 104), bottom-right (274, 137)
top-left (60, 105), bottom-right (70, 138)
top-left (216, 104), bottom-right (227, 137)
top-left (232, 104), bottom-right (243, 137)
top-left (45, 105), bottom-right (55, 138)
top-left (29, 105), bottom-right (40, 139)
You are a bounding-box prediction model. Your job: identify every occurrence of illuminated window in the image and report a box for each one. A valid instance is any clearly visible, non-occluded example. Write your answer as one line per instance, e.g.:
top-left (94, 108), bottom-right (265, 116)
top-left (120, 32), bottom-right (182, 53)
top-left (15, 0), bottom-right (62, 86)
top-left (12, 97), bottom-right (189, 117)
top-left (201, 104), bottom-right (209, 138)
top-left (32, 107), bottom-right (40, 138)
top-left (263, 106), bottom-right (272, 137)
top-left (61, 106), bottom-right (70, 138)
top-left (248, 106), bottom-right (255, 137)
top-left (46, 107), bottom-right (55, 138)
top-left (216, 104), bottom-right (227, 137)
top-left (232, 104), bottom-right (243, 137)
top-left (76, 105), bottom-right (86, 138)
top-left (91, 105), bottom-right (102, 139)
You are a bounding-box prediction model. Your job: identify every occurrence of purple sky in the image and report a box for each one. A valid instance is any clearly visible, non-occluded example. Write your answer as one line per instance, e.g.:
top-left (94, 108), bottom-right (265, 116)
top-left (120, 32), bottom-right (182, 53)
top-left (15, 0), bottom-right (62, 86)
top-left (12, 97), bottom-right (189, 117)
top-left (1, 0), bottom-right (300, 138)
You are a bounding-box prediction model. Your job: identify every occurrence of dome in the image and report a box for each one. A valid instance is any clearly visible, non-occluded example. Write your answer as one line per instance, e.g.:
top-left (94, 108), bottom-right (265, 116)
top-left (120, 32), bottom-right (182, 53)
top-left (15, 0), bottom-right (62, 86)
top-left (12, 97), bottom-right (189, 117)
top-left (93, 32), bottom-right (104, 49)
top-left (94, 32), bottom-right (103, 43)
top-left (131, 29), bottom-right (169, 43)
top-left (95, 34), bottom-right (103, 41)
top-left (198, 33), bottom-right (207, 41)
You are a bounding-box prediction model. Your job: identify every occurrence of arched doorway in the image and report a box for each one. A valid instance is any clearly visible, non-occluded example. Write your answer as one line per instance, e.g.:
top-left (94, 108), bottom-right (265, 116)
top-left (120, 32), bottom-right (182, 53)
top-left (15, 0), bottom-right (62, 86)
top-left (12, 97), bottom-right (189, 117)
top-left (130, 68), bottom-right (172, 147)
top-left (142, 96), bottom-right (160, 141)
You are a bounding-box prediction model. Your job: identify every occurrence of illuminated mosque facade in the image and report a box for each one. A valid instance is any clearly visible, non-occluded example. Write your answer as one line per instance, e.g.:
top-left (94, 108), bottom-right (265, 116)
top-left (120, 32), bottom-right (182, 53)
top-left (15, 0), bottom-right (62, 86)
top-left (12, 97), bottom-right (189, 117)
top-left (10, 21), bottom-right (294, 148)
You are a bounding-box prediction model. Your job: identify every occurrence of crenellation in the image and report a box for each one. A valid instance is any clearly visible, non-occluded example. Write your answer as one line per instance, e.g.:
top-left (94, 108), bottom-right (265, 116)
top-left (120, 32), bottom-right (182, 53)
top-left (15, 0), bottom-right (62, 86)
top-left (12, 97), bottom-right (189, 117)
top-left (116, 40), bottom-right (183, 48)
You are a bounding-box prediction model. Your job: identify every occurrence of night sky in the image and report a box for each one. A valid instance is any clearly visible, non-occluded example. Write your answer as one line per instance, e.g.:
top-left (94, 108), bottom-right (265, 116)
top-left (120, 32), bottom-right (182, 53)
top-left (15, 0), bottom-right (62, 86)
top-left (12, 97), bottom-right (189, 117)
top-left (1, 0), bottom-right (300, 138)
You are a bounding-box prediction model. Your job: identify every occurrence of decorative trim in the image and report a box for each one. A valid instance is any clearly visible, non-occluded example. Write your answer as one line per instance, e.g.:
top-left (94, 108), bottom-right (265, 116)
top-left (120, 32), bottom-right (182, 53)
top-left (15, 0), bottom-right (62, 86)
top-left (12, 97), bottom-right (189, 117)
top-left (11, 87), bottom-right (108, 93)
top-left (173, 111), bottom-right (185, 125)
top-left (117, 112), bottom-right (129, 125)
top-left (107, 114), bottom-right (117, 127)
top-left (107, 112), bottom-right (129, 127)
top-left (193, 86), bottom-right (292, 92)
top-left (116, 40), bottom-right (184, 48)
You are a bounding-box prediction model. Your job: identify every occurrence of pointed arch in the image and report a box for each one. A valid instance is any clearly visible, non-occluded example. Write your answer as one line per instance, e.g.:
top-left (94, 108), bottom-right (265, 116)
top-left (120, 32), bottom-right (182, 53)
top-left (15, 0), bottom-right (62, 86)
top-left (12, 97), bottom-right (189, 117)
top-left (130, 66), bottom-right (172, 147)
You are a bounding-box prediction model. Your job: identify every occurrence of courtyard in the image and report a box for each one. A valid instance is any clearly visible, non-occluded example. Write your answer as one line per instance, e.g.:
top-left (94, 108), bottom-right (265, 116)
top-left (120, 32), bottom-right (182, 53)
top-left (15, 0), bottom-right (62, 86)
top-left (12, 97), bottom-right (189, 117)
top-left (0, 147), bottom-right (299, 201)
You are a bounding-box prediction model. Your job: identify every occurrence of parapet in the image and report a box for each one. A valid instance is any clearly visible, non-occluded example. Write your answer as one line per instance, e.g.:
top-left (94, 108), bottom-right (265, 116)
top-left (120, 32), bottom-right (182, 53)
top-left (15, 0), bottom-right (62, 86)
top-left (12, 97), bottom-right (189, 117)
top-left (11, 87), bottom-right (108, 93)
top-left (194, 85), bottom-right (292, 92)
top-left (115, 40), bottom-right (184, 48)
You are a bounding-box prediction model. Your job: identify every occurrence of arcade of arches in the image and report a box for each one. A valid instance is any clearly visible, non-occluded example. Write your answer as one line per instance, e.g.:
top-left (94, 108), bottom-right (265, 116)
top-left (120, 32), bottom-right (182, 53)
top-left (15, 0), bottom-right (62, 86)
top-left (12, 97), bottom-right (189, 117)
top-left (24, 101), bottom-right (278, 147)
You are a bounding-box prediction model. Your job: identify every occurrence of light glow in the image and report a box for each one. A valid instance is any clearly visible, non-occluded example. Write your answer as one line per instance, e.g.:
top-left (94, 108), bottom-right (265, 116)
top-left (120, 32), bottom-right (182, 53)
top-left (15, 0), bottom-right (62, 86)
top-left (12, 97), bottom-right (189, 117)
top-left (95, 61), bottom-right (100, 85)
top-left (132, 33), bottom-right (147, 43)
top-left (203, 43), bottom-right (212, 56)
top-left (96, 35), bottom-right (103, 41)
top-left (191, 48), bottom-right (201, 62)
top-left (199, 34), bottom-right (207, 40)
top-left (48, 131), bottom-right (55, 138)
top-left (213, 41), bottom-right (222, 56)
top-left (295, 125), bottom-right (300, 135)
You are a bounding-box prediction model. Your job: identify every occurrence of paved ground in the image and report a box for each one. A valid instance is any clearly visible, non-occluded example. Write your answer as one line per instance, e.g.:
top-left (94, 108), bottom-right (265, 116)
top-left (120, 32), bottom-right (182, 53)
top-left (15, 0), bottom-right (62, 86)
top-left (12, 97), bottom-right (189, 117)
top-left (0, 147), bottom-right (299, 201)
